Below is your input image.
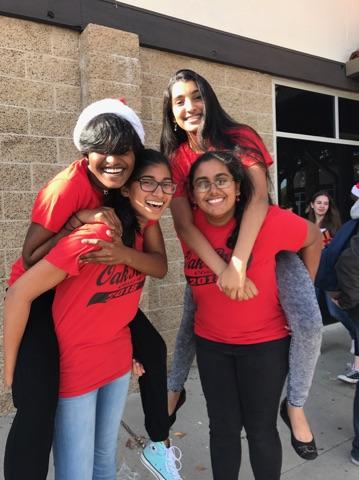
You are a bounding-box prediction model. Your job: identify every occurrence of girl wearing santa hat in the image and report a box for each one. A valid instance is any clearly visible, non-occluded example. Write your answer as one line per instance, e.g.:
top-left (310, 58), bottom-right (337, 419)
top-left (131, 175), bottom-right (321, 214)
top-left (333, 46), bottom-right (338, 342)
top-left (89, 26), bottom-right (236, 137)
top-left (4, 100), bottom-right (181, 480)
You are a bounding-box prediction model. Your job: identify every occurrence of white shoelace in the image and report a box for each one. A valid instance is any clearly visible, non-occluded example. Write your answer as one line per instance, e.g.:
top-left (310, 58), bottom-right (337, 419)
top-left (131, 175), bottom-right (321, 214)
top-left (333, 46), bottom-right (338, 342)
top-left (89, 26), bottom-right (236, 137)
top-left (165, 445), bottom-right (183, 479)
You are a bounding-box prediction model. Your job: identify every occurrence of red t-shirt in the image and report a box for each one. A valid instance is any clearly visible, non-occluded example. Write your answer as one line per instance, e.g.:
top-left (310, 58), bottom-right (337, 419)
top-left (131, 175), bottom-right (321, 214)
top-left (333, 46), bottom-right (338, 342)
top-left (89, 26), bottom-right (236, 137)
top-left (44, 223), bottom-right (148, 397)
top-left (182, 206), bottom-right (308, 345)
top-left (172, 126), bottom-right (273, 198)
top-left (9, 158), bottom-right (103, 285)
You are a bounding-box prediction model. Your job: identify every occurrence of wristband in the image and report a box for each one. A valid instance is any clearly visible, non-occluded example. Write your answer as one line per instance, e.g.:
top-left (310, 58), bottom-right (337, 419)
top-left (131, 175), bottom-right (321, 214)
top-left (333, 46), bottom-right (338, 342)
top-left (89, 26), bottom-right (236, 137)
top-left (74, 213), bottom-right (84, 225)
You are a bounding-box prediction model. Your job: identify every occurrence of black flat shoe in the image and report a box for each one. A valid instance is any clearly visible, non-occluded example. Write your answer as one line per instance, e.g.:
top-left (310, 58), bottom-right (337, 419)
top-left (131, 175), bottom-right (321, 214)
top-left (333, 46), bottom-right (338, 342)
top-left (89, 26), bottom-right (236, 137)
top-left (169, 388), bottom-right (186, 426)
top-left (280, 398), bottom-right (318, 460)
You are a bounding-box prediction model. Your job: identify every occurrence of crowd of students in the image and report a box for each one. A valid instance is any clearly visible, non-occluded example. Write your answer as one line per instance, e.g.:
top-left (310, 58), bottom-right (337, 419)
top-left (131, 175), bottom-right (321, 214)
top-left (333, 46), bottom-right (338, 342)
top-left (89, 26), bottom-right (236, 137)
top-left (2, 69), bottom-right (358, 480)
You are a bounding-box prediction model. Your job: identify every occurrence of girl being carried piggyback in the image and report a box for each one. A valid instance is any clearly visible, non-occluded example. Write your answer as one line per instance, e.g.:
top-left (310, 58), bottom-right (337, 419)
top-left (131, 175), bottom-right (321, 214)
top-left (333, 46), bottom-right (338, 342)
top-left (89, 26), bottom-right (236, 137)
top-left (4, 98), bottom-right (182, 480)
top-left (4, 148), bottom-right (180, 479)
top-left (162, 69), bottom-right (323, 461)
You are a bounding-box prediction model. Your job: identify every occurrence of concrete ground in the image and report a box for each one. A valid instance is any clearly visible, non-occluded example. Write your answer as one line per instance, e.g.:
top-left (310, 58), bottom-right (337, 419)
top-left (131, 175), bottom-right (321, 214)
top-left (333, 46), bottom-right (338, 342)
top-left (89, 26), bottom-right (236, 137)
top-left (0, 323), bottom-right (358, 479)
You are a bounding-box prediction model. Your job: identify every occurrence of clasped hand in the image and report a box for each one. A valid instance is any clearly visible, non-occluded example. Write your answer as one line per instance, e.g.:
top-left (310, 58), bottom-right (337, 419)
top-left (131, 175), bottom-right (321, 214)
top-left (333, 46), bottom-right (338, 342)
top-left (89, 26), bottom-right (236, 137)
top-left (217, 257), bottom-right (258, 301)
top-left (76, 207), bottom-right (127, 265)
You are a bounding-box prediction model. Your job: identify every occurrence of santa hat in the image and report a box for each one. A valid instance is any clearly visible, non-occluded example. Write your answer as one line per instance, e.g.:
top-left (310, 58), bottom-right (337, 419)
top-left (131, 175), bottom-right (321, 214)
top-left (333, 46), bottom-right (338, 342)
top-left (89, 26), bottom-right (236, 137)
top-left (351, 183), bottom-right (359, 198)
top-left (73, 98), bottom-right (145, 150)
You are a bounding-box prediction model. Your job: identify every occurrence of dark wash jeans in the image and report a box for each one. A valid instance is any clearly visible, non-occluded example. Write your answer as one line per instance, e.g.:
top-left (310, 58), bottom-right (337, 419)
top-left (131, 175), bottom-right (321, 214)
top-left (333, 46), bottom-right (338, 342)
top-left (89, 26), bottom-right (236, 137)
top-left (196, 335), bottom-right (290, 480)
top-left (4, 301), bottom-right (168, 480)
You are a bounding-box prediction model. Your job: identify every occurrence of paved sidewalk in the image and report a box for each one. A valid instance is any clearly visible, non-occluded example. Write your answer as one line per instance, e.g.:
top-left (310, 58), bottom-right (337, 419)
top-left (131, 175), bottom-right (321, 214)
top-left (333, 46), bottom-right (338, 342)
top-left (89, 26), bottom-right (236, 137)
top-left (0, 323), bottom-right (358, 479)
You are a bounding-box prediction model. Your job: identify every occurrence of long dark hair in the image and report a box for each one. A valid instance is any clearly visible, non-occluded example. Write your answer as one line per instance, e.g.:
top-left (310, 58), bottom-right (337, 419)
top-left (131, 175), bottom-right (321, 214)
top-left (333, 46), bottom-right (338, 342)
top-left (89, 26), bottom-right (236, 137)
top-left (105, 149), bottom-right (171, 247)
top-left (160, 69), bottom-right (264, 162)
top-left (79, 113), bottom-right (144, 157)
top-left (189, 150), bottom-right (254, 248)
top-left (307, 190), bottom-right (341, 236)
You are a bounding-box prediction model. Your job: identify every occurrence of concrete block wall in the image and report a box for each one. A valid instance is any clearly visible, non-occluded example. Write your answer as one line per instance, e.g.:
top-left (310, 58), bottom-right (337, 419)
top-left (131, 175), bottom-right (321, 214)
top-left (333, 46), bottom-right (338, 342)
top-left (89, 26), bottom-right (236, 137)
top-left (0, 15), bottom-right (81, 413)
top-left (0, 15), bottom-right (275, 414)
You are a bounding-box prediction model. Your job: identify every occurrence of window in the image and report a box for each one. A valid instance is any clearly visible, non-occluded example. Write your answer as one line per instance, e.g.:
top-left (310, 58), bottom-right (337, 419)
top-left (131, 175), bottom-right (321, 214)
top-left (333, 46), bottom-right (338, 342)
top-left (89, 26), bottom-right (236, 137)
top-left (275, 84), bottom-right (359, 325)
top-left (339, 97), bottom-right (359, 141)
top-left (275, 84), bottom-right (359, 221)
top-left (276, 85), bottom-right (335, 138)
top-left (277, 137), bottom-right (359, 220)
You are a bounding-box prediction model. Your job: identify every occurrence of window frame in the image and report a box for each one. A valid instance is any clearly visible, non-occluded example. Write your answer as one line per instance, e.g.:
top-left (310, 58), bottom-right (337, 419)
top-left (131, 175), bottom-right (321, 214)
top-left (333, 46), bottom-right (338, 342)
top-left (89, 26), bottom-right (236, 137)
top-left (272, 79), bottom-right (359, 201)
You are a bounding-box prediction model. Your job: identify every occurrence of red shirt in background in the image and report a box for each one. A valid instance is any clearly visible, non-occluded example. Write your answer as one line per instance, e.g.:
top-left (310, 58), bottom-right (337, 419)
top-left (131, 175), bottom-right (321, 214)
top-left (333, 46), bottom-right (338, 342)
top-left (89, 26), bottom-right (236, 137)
top-left (182, 206), bottom-right (308, 345)
top-left (171, 126), bottom-right (273, 198)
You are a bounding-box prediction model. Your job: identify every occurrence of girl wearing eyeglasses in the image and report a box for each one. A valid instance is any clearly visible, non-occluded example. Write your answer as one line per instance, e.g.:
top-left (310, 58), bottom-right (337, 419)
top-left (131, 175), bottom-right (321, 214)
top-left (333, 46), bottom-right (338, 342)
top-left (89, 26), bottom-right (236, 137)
top-left (183, 151), bottom-right (321, 480)
top-left (4, 99), bottom-right (182, 480)
top-left (4, 149), bottom-right (183, 480)
top-left (161, 69), bottom-right (322, 461)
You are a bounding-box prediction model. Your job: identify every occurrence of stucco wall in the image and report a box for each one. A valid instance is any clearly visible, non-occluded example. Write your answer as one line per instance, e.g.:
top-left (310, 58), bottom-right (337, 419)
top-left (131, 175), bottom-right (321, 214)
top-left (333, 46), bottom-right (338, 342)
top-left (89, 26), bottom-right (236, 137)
top-left (0, 15), bottom-right (276, 413)
top-left (121, 0), bottom-right (359, 63)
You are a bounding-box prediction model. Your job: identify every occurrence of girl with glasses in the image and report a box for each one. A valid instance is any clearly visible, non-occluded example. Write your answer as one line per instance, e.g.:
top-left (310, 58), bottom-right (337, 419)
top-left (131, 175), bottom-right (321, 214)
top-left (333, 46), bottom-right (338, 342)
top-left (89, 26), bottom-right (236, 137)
top-left (4, 99), bottom-right (182, 480)
top-left (183, 150), bottom-right (322, 479)
top-left (161, 69), bottom-right (323, 461)
top-left (4, 148), bottom-right (182, 480)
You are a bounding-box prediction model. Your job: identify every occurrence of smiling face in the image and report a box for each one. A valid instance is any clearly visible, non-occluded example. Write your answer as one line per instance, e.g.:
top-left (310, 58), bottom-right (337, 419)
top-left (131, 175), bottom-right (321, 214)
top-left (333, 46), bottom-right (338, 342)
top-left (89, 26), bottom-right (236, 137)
top-left (192, 158), bottom-right (240, 226)
top-left (171, 80), bottom-right (204, 134)
top-left (87, 150), bottom-right (135, 190)
top-left (311, 194), bottom-right (329, 219)
top-left (122, 163), bottom-right (174, 223)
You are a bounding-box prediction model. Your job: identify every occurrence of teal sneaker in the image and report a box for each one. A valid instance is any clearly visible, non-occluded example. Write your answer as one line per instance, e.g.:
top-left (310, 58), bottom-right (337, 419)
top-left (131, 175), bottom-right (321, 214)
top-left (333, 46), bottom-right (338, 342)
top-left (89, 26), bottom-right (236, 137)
top-left (140, 441), bottom-right (182, 480)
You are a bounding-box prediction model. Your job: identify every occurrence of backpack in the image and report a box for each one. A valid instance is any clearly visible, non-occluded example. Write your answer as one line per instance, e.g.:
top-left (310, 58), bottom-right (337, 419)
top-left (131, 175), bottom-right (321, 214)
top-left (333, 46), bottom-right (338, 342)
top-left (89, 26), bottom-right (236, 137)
top-left (315, 219), bottom-right (359, 291)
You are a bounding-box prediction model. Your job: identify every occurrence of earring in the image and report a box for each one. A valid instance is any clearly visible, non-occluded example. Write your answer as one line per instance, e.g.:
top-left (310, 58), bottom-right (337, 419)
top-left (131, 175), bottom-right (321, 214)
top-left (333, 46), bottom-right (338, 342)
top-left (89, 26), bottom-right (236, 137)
top-left (236, 193), bottom-right (240, 202)
top-left (192, 202), bottom-right (197, 210)
top-left (173, 121), bottom-right (178, 132)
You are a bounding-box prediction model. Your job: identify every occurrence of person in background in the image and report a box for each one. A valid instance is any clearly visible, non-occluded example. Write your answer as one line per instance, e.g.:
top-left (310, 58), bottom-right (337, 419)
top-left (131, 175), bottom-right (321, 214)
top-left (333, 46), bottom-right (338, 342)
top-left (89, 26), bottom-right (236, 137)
top-left (334, 223), bottom-right (359, 466)
top-left (307, 190), bottom-right (341, 248)
top-left (317, 184), bottom-right (359, 384)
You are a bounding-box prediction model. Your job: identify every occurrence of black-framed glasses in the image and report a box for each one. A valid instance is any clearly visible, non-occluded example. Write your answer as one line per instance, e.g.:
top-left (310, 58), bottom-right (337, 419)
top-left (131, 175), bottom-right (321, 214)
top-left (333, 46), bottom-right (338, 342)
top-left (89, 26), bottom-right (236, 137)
top-left (136, 177), bottom-right (177, 194)
top-left (193, 176), bottom-right (234, 193)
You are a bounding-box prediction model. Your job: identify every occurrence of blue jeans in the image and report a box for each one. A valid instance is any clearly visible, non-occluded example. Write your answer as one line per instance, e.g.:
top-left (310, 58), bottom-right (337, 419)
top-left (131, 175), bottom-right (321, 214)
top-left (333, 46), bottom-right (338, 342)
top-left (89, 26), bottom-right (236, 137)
top-left (53, 372), bottom-right (131, 480)
top-left (325, 293), bottom-right (359, 355)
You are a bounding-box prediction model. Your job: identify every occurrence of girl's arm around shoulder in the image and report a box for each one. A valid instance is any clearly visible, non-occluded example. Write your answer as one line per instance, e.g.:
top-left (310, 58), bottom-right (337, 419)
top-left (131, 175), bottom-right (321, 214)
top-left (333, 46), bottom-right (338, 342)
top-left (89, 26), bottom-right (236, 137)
top-left (300, 220), bottom-right (322, 280)
top-left (22, 207), bottom-right (121, 269)
top-left (22, 222), bottom-right (71, 269)
top-left (4, 260), bottom-right (67, 388)
top-left (141, 222), bottom-right (167, 278)
top-left (79, 222), bottom-right (168, 278)
top-left (218, 163), bottom-right (268, 299)
top-left (110, 222), bottom-right (168, 278)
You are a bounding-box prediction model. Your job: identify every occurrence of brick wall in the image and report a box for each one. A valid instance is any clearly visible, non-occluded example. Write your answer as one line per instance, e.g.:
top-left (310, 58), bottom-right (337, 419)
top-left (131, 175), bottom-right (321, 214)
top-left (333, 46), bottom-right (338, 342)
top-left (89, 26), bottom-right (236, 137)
top-left (0, 16), bottom-right (275, 413)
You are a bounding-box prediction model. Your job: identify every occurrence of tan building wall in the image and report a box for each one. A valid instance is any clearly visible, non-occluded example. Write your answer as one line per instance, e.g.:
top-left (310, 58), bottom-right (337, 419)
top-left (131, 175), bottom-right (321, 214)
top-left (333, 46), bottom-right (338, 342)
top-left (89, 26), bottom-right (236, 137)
top-left (0, 15), bottom-right (274, 414)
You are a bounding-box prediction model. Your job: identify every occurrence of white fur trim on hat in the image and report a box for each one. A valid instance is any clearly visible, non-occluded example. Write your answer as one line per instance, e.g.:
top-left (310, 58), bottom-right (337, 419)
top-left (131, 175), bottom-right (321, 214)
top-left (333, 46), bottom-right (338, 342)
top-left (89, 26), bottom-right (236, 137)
top-left (352, 183), bottom-right (359, 198)
top-left (73, 98), bottom-right (145, 150)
